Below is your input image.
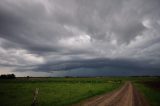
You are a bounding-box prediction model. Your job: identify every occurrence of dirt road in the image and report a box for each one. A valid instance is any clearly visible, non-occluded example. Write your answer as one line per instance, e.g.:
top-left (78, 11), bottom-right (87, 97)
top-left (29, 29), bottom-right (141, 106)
top-left (73, 82), bottom-right (149, 106)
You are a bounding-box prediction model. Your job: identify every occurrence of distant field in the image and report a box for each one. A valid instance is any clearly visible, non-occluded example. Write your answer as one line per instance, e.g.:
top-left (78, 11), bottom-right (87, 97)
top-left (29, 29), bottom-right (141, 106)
top-left (0, 77), bottom-right (159, 106)
top-left (0, 77), bottom-right (122, 106)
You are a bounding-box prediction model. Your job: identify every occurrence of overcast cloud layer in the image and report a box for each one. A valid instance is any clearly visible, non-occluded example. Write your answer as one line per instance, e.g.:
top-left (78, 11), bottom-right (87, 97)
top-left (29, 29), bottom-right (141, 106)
top-left (0, 0), bottom-right (160, 76)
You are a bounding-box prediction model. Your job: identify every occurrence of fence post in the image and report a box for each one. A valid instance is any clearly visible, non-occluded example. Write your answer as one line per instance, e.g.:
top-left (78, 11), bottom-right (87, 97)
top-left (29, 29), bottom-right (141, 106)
top-left (31, 88), bottom-right (39, 106)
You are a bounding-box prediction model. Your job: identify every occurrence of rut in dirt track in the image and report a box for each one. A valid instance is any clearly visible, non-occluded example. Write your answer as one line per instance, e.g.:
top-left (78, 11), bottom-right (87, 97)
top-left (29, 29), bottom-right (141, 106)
top-left (73, 82), bottom-right (149, 106)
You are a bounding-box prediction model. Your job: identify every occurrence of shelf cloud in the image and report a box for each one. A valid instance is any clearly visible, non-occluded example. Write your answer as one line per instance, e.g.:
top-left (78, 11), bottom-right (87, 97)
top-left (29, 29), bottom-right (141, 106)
top-left (0, 0), bottom-right (160, 76)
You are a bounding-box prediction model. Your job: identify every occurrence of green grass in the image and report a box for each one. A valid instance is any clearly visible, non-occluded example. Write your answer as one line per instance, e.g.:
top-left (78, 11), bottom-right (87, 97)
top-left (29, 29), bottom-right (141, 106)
top-left (1, 77), bottom-right (159, 106)
top-left (0, 78), bottom-right (121, 106)
top-left (134, 78), bottom-right (160, 106)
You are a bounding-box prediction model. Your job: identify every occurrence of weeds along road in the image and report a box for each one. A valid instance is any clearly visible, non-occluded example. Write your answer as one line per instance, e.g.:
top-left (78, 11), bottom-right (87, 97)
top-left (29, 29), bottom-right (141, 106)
top-left (74, 82), bottom-right (149, 106)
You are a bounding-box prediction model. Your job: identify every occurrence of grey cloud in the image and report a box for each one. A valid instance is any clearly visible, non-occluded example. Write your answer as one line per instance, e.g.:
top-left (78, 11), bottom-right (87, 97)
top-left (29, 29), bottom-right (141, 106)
top-left (14, 58), bottom-right (160, 77)
top-left (0, 0), bottom-right (160, 76)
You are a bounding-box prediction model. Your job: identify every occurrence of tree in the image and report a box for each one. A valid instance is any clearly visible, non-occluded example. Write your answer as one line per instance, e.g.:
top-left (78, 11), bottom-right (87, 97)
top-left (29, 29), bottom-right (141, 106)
top-left (0, 74), bottom-right (16, 79)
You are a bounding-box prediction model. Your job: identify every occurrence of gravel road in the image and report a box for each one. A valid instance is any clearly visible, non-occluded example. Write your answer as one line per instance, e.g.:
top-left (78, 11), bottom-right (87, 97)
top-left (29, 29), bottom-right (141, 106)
top-left (73, 82), bottom-right (149, 106)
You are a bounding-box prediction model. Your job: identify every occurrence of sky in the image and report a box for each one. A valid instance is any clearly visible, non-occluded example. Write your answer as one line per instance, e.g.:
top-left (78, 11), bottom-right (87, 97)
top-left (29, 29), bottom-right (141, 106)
top-left (0, 0), bottom-right (160, 77)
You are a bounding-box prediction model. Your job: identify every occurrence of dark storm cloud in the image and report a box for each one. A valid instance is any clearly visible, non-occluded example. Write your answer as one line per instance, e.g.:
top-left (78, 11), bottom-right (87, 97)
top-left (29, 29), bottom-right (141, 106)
top-left (33, 58), bottom-right (160, 72)
top-left (14, 58), bottom-right (160, 76)
top-left (0, 0), bottom-right (160, 76)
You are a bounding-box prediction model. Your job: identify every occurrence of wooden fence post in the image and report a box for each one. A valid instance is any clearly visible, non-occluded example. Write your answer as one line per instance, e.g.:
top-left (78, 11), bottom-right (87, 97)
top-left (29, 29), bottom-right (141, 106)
top-left (31, 88), bottom-right (39, 106)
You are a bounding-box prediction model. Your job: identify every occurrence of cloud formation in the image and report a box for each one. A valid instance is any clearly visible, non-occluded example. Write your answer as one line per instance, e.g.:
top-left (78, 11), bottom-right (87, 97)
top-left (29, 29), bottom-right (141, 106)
top-left (0, 0), bottom-right (160, 76)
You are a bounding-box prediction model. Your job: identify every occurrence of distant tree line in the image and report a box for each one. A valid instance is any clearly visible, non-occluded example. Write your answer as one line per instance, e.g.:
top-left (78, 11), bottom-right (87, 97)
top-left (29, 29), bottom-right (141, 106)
top-left (0, 74), bottom-right (16, 79)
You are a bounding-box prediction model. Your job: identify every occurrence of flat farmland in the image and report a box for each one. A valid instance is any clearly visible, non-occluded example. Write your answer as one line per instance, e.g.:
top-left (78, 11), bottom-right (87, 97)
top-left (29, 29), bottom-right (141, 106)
top-left (0, 77), bottom-right (121, 106)
top-left (0, 77), bottom-right (160, 106)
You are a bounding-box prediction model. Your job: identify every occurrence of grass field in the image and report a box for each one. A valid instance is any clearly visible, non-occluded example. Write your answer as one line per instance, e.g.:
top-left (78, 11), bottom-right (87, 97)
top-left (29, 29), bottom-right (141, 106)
top-left (0, 77), bottom-right (159, 106)
top-left (0, 77), bottom-right (122, 106)
top-left (134, 78), bottom-right (160, 106)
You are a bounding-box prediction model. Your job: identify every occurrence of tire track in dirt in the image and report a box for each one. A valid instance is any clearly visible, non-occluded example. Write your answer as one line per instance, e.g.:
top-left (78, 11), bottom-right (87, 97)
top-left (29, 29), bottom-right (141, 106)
top-left (73, 82), bottom-right (149, 106)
